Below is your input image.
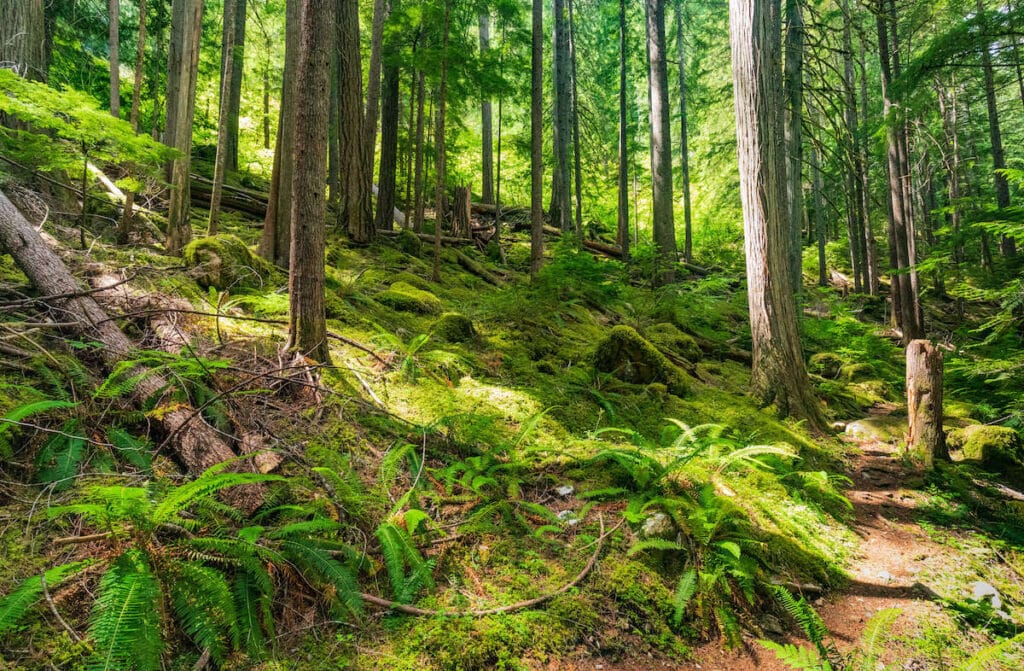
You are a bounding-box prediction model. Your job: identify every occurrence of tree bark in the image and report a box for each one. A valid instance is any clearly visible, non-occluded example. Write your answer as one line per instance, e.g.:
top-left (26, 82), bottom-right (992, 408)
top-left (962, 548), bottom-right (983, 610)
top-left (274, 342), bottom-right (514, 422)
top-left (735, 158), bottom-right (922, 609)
top-left (858, 27), bottom-right (880, 294)
top-left (783, 0), bottom-right (803, 291)
top-left (646, 0), bottom-right (677, 285)
top-left (729, 0), bottom-right (823, 429)
top-left (129, 0), bottom-right (147, 132)
top-left (453, 185), bottom-right (471, 238)
top-left (165, 0), bottom-right (203, 255)
top-left (374, 36), bottom-right (400, 233)
top-left (0, 0), bottom-right (47, 82)
top-left (109, 0), bottom-right (120, 117)
top-left (906, 339), bottom-right (947, 468)
top-left (841, 0), bottom-right (864, 293)
top-left (208, 0), bottom-right (239, 236)
top-left (480, 13), bottom-right (494, 205)
top-left (288, 0), bottom-right (333, 363)
top-left (412, 68), bottom-right (427, 233)
top-left (568, 0), bottom-right (583, 241)
top-left (222, 0), bottom-right (247, 173)
top-left (530, 0), bottom-right (545, 277)
top-left (336, 0), bottom-right (371, 242)
top-left (364, 0), bottom-right (388, 183)
top-left (432, 1), bottom-right (451, 283)
top-left (675, 0), bottom-right (693, 263)
top-left (0, 190), bottom-right (264, 511)
top-left (617, 0), bottom-right (630, 260)
top-left (550, 0), bottom-right (572, 234)
top-left (259, 0), bottom-right (300, 266)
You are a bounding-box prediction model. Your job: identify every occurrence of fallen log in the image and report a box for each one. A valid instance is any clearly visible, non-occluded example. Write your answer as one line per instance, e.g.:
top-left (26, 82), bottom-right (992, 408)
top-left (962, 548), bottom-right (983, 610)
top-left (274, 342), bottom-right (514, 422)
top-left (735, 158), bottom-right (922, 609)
top-left (0, 188), bottom-right (265, 512)
top-left (190, 176), bottom-right (268, 218)
top-left (376, 228), bottom-right (475, 246)
top-left (454, 249), bottom-right (503, 286)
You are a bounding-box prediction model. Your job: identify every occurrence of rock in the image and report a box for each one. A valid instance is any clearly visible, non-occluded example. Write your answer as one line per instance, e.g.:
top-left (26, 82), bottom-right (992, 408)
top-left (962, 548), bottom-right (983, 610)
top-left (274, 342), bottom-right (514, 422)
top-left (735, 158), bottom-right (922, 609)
top-left (876, 570), bottom-right (895, 583)
top-left (376, 281), bottom-right (443, 314)
top-left (431, 312), bottom-right (476, 343)
top-left (393, 228), bottom-right (422, 255)
top-left (644, 323), bottom-right (701, 361)
top-left (760, 614), bottom-right (785, 636)
top-left (947, 424), bottom-right (1023, 468)
top-left (840, 362), bottom-right (875, 381)
top-left (555, 485), bottom-right (575, 497)
top-left (183, 234), bottom-right (278, 290)
top-left (641, 512), bottom-right (674, 538)
top-left (556, 509), bottom-right (579, 526)
top-left (970, 581), bottom-right (1002, 609)
top-left (809, 352), bottom-right (844, 378)
top-left (593, 325), bottom-right (689, 395)
top-left (845, 416), bottom-right (906, 443)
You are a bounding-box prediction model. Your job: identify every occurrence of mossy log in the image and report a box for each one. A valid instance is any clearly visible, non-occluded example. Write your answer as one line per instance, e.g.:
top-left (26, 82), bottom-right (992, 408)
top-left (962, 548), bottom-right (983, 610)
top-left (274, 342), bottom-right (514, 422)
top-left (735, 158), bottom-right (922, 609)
top-left (0, 188), bottom-right (265, 512)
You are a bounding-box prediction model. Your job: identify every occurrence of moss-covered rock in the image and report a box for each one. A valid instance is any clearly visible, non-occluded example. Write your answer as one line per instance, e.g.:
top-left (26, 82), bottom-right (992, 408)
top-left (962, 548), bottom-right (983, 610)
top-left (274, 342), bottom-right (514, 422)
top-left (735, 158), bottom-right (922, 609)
top-left (183, 234), bottom-right (277, 290)
top-left (393, 228), bottom-right (422, 255)
top-left (392, 271), bottom-right (434, 292)
top-left (376, 281), bottom-right (442, 314)
top-left (839, 362), bottom-right (874, 381)
top-left (809, 352), bottom-right (843, 378)
top-left (593, 325), bottom-right (689, 395)
top-left (645, 323), bottom-right (701, 361)
top-left (948, 424), bottom-right (1023, 468)
top-left (432, 312), bottom-right (476, 343)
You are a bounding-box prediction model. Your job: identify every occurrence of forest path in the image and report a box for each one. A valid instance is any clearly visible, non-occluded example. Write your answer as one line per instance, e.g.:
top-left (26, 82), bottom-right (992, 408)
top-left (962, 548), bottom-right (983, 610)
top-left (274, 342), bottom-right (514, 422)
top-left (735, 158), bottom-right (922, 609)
top-left (558, 404), bottom-right (952, 671)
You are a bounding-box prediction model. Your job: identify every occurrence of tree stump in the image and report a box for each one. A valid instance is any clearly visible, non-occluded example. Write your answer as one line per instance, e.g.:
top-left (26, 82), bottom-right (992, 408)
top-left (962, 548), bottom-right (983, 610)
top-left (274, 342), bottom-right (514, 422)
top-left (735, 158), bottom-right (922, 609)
top-left (453, 185), bottom-right (472, 238)
top-left (906, 339), bottom-right (948, 468)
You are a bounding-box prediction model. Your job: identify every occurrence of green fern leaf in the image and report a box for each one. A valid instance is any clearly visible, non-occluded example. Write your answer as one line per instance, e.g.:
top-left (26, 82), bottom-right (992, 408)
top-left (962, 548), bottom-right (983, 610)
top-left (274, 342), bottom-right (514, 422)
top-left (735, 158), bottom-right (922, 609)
top-left (0, 561), bottom-right (90, 635)
top-left (152, 466), bottom-right (283, 524)
top-left (627, 538), bottom-right (687, 556)
top-left (281, 538), bottom-right (363, 617)
top-left (167, 560), bottom-right (238, 664)
top-left (88, 550), bottom-right (163, 671)
top-left (233, 572), bottom-right (266, 657)
top-left (961, 632), bottom-right (1024, 671)
top-left (35, 421), bottom-right (87, 491)
top-left (672, 569), bottom-right (698, 628)
top-left (856, 608), bottom-right (900, 671)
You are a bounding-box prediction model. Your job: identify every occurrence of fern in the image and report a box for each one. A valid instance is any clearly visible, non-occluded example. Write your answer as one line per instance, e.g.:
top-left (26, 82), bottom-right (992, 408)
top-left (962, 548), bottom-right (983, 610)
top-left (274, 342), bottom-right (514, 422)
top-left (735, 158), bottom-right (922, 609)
top-left (960, 632), bottom-right (1024, 671)
top-left (89, 549), bottom-right (163, 671)
top-left (0, 399), bottom-right (78, 458)
top-left (151, 466), bottom-right (283, 524)
top-left (34, 420), bottom-right (87, 491)
top-left (233, 572), bottom-right (267, 657)
top-left (0, 561), bottom-right (90, 635)
top-left (375, 522), bottom-right (435, 603)
top-left (856, 608), bottom-right (900, 671)
top-left (672, 569), bottom-right (698, 628)
top-left (105, 427), bottom-right (152, 472)
top-left (760, 640), bottom-right (831, 671)
top-left (167, 560), bottom-right (238, 664)
top-left (281, 538), bottom-right (363, 617)
top-left (772, 585), bottom-right (829, 646)
top-left (627, 538), bottom-right (687, 555)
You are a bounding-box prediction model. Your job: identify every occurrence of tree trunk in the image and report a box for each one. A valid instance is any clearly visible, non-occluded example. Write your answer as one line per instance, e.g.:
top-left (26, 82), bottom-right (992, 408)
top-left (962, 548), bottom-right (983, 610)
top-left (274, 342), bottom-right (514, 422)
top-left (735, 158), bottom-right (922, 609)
top-left (841, 0), bottom-right (863, 293)
top-left (336, 0), bottom-right (371, 242)
top-left (288, 0), bottom-right (332, 363)
top-left (364, 0), bottom-right (388, 182)
top-left (550, 0), bottom-right (572, 234)
top-left (263, 52), bottom-right (271, 149)
top-left (530, 0), bottom-right (545, 277)
top-left (165, 0), bottom-right (203, 255)
top-left (375, 41), bottom-right (400, 233)
top-left (222, 0), bottom-right (247, 173)
top-left (906, 339), bottom-right (947, 469)
top-left (259, 0), bottom-right (300, 266)
top-left (568, 0), bottom-right (583, 241)
top-left (480, 13), bottom-right (494, 205)
top-left (783, 0), bottom-right (803, 291)
top-left (109, 0), bottom-right (120, 117)
top-left (617, 0), bottom-right (630, 259)
top-left (978, 0), bottom-right (1016, 257)
top-left (328, 46), bottom-right (341, 206)
top-left (453, 185), bottom-right (471, 238)
top-left (0, 190), bottom-right (264, 511)
top-left (129, 0), bottom-right (147, 132)
top-left (728, 0), bottom-right (823, 429)
top-left (208, 0), bottom-right (239, 236)
top-left (675, 0), bottom-right (693, 263)
top-left (646, 0), bottom-right (677, 285)
top-left (432, 1), bottom-right (451, 283)
top-left (858, 27), bottom-right (880, 295)
top-left (412, 68), bottom-right (426, 232)
top-left (0, 0), bottom-right (47, 82)
top-left (809, 122), bottom-right (827, 288)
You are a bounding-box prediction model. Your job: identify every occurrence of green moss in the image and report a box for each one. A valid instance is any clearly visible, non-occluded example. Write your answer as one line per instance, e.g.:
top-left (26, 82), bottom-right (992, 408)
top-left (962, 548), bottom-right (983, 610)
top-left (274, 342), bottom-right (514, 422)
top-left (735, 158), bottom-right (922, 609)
top-left (376, 281), bottom-right (443, 315)
top-left (182, 234), bottom-right (278, 290)
top-left (393, 228), bottom-right (423, 256)
top-left (593, 326), bottom-right (689, 396)
top-left (432, 312), bottom-right (477, 343)
top-left (392, 272), bottom-right (434, 292)
top-left (593, 558), bottom-right (687, 656)
top-left (948, 425), bottom-right (1023, 468)
top-left (839, 362), bottom-right (874, 381)
top-left (808, 352), bottom-right (843, 378)
top-left (645, 323), bottom-right (701, 361)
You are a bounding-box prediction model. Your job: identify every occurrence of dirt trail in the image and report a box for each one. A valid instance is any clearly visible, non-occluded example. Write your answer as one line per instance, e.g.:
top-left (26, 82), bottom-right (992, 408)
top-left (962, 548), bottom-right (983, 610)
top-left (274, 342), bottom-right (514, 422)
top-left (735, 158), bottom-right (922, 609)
top-left (561, 406), bottom-right (951, 670)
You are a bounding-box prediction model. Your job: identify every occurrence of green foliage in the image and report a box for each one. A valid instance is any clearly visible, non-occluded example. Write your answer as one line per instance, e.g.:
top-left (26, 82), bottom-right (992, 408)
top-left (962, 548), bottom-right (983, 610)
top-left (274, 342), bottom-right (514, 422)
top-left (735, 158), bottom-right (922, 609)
top-left (0, 561), bottom-right (90, 635)
top-left (375, 522), bottom-right (435, 604)
top-left (167, 560), bottom-right (239, 664)
top-left (89, 549), bottom-right (163, 671)
top-left (0, 399), bottom-right (78, 458)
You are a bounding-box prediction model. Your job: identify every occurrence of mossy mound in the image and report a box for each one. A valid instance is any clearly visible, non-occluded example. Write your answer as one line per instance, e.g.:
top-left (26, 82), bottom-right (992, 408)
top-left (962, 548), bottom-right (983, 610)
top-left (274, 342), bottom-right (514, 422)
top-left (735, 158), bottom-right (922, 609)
top-left (645, 323), bottom-right (701, 361)
top-left (593, 325), bottom-right (689, 396)
top-left (948, 424), bottom-right (1023, 468)
top-left (376, 281), bottom-right (442, 314)
top-left (393, 228), bottom-right (423, 255)
top-left (839, 362), bottom-right (874, 381)
top-left (183, 234), bottom-right (277, 290)
top-left (392, 271), bottom-right (434, 292)
top-left (432, 312), bottom-right (476, 343)
top-left (809, 352), bottom-right (843, 378)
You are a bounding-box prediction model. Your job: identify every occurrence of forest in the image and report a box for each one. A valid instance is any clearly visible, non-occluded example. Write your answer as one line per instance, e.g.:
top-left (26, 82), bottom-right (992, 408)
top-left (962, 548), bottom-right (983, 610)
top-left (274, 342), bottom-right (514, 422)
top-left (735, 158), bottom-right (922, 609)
top-left (2, 0), bottom-right (1024, 668)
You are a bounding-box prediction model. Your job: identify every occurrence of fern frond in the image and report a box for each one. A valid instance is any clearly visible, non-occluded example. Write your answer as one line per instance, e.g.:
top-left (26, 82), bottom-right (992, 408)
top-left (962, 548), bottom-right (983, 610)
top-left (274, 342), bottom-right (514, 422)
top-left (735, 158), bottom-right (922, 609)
top-left (152, 468), bottom-right (283, 524)
top-left (34, 421), bottom-right (87, 491)
top-left (167, 560), bottom-right (238, 664)
top-left (281, 538), bottom-right (363, 616)
top-left (961, 632), bottom-right (1024, 671)
top-left (88, 550), bottom-right (163, 671)
top-left (672, 569), bottom-right (698, 628)
top-left (855, 608), bottom-right (900, 671)
top-left (105, 427), bottom-right (152, 472)
top-left (233, 572), bottom-right (266, 657)
top-left (267, 518), bottom-right (343, 539)
top-left (0, 561), bottom-right (90, 634)
top-left (759, 640), bottom-right (829, 671)
top-left (627, 538), bottom-right (687, 556)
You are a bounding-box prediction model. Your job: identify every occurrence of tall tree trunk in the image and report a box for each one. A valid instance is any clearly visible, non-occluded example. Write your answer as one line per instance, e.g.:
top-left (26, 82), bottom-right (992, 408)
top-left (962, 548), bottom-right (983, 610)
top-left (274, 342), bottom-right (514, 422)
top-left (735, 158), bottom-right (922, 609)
top-left (728, 0), bottom-right (823, 429)
top-left (675, 0), bottom-right (693, 263)
top-left (337, 0), bottom-right (371, 242)
top-left (645, 0), bottom-right (677, 284)
top-left (328, 47), bottom-right (341, 206)
top-left (978, 0), bottom-right (1016, 257)
top-left (412, 68), bottom-right (426, 232)
top-left (938, 79), bottom-right (964, 266)
top-left (364, 0), bottom-right (388, 182)
top-left (568, 0), bottom-right (583, 240)
top-left (811, 138), bottom-right (827, 288)
top-left (551, 0), bottom-right (572, 233)
top-left (109, 0), bottom-right (120, 117)
top-left (263, 51), bottom-right (271, 149)
top-left (479, 13), bottom-right (495, 205)
top-left (783, 0), bottom-right (803, 291)
top-left (530, 0), bottom-right (545, 276)
top-left (288, 0), bottom-right (333, 363)
top-left (858, 25), bottom-right (879, 294)
top-left (841, 0), bottom-right (864, 292)
top-left (617, 0), bottom-right (630, 259)
top-left (222, 0), bottom-right (247, 173)
top-left (432, 1), bottom-right (451, 283)
top-left (375, 20), bottom-right (400, 234)
top-left (165, 0), bottom-right (203, 254)
top-left (0, 0), bottom-right (47, 82)
top-left (208, 0), bottom-right (239, 236)
top-left (129, 0), bottom-right (147, 132)
top-left (259, 0), bottom-right (300, 266)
